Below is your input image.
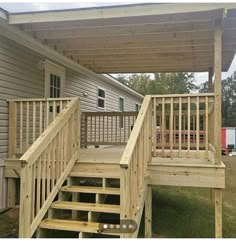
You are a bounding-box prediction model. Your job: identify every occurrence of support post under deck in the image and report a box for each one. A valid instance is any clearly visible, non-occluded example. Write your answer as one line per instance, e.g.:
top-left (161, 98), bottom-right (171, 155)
top-left (215, 188), bottom-right (222, 238)
top-left (145, 186), bottom-right (152, 238)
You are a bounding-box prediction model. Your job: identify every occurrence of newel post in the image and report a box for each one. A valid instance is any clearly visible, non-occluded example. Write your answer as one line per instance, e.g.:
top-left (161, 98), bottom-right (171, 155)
top-left (19, 163), bottom-right (32, 238)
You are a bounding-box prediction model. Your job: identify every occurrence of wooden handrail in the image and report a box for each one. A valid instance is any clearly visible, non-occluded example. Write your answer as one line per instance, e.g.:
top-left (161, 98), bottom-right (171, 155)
top-left (151, 93), bottom-right (215, 98)
top-left (120, 96), bottom-right (152, 168)
top-left (120, 95), bottom-right (152, 237)
top-left (18, 97), bottom-right (80, 238)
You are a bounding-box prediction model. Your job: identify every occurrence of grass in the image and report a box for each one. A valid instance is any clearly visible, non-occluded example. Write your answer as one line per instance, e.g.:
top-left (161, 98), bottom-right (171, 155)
top-left (139, 156), bottom-right (236, 238)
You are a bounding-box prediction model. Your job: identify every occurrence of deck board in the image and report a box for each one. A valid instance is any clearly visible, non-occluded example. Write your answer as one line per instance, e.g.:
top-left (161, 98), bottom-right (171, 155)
top-left (78, 147), bottom-right (219, 167)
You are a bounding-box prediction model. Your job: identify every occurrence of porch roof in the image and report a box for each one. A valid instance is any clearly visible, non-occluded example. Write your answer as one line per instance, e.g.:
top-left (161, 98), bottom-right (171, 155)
top-left (6, 3), bottom-right (236, 73)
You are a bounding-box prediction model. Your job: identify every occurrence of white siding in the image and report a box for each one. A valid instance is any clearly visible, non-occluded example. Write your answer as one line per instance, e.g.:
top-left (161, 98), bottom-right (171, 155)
top-left (65, 70), bottom-right (142, 112)
top-left (0, 35), bottom-right (45, 162)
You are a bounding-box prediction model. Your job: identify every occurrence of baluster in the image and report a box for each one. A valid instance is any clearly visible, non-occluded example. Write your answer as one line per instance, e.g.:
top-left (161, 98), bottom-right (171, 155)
top-left (20, 102), bottom-right (23, 153)
top-left (205, 96), bottom-right (209, 159)
top-left (196, 96), bottom-right (200, 158)
top-left (26, 102), bottom-right (29, 149)
top-left (153, 98), bottom-right (157, 157)
top-left (170, 97), bottom-right (174, 159)
top-left (33, 101), bottom-right (36, 143)
top-left (36, 156), bottom-right (42, 214)
top-left (179, 97), bottom-right (182, 157)
top-left (187, 97), bottom-right (191, 157)
top-left (162, 98), bottom-right (165, 157)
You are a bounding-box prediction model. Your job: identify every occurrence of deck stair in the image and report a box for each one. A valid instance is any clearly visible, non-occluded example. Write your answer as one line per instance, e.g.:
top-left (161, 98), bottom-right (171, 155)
top-left (37, 161), bottom-right (121, 238)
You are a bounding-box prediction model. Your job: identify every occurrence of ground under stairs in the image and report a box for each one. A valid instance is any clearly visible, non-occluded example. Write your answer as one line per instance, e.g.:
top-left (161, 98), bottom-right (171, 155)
top-left (37, 161), bottom-right (121, 238)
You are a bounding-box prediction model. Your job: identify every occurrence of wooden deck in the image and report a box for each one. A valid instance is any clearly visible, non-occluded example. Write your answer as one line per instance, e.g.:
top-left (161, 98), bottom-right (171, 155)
top-left (76, 147), bottom-right (225, 189)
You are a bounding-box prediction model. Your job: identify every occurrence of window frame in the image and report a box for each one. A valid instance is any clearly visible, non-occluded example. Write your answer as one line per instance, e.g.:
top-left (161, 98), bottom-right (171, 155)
top-left (119, 96), bottom-right (125, 112)
top-left (45, 60), bottom-right (65, 98)
top-left (135, 103), bottom-right (141, 112)
top-left (97, 87), bottom-right (106, 110)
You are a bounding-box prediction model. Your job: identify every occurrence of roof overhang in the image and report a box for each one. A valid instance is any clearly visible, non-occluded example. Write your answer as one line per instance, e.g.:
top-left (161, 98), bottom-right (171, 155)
top-left (5, 3), bottom-right (236, 73)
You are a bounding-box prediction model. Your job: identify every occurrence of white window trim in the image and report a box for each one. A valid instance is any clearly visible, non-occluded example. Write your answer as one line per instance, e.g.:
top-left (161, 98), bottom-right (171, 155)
top-left (97, 87), bottom-right (106, 110)
top-left (136, 103), bottom-right (141, 111)
top-left (119, 96), bottom-right (125, 112)
top-left (45, 60), bottom-right (65, 98)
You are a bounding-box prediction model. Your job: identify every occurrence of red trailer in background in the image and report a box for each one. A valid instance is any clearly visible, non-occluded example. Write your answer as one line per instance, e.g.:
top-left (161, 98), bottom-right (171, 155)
top-left (221, 127), bottom-right (236, 155)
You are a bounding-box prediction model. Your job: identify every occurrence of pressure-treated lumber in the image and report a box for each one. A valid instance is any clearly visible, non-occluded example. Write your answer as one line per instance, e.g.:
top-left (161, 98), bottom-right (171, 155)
top-left (51, 201), bottom-right (120, 214)
top-left (39, 219), bottom-right (120, 236)
top-left (214, 22), bottom-right (222, 165)
top-left (145, 186), bottom-right (152, 238)
top-left (60, 185), bottom-right (120, 195)
top-left (215, 189), bottom-right (222, 238)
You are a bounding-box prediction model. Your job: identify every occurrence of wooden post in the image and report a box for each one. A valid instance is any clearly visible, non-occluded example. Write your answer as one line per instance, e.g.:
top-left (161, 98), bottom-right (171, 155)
top-left (215, 189), bottom-right (222, 238)
top-left (208, 67), bottom-right (213, 92)
top-left (19, 165), bottom-right (32, 238)
top-left (214, 21), bottom-right (222, 165)
top-left (7, 101), bottom-right (17, 207)
top-left (145, 186), bottom-right (152, 238)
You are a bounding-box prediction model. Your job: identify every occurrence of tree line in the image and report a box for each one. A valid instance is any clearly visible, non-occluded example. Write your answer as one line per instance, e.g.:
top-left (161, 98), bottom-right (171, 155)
top-left (115, 72), bottom-right (236, 127)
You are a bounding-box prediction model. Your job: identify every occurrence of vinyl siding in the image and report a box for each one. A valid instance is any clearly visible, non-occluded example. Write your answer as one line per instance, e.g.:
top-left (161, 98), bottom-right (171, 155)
top-left (65, 69), bottom-right (142, 112)
top-left (0, 35), bottom-right (45, 162)
top-left (0, 34), bottom-right (142, 208)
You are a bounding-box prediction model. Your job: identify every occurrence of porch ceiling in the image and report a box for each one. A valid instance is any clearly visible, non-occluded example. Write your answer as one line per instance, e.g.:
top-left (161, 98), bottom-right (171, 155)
top-left (7, 3), bottom-right (236, 73)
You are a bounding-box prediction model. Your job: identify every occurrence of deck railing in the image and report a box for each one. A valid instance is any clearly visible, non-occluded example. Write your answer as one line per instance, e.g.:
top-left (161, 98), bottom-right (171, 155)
top-left (120, 96), bottom-right (152, 237)
top-left (18, 97), bottom-right (80, 237)
top-left (8, 98), bottom-right (72, 158)
top-left (152, 93), bottom-right (215, 159)
top-left (119, 93), bottom-right (216, 236)
top-left (81, 111), bottom-right (138, 148)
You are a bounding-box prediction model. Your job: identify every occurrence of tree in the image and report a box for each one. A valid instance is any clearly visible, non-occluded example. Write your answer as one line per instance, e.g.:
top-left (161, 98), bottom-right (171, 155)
top-left (115, 72), bottom-right (198, 95)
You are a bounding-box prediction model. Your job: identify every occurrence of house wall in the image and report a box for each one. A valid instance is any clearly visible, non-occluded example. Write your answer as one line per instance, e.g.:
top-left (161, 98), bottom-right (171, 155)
top-left (0, 34), bottom-right (142, 208)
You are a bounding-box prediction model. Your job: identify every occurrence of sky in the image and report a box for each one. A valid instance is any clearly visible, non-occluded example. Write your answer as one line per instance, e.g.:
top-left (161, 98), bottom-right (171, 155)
top-left (0, 1), bottom-right (235, 85)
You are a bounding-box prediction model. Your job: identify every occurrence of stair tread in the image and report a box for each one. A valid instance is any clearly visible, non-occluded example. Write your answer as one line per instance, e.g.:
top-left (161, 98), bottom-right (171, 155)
top-left (61, 185), bottom-right (120, 195)
top-left (40, 218), bottom-right (120, 236)
top-left (51, 201), bottom-right (120, 214)
top-left (69, 171), bottom-right (120, 179)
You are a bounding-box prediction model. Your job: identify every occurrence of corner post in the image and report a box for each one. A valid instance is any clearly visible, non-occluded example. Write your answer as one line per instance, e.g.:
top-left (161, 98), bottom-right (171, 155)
top-left (7, 101), bottom-right (17, 207)
top-left (214, 21), bottom-right (222, 165)
top-left (145, 185), bottom-right (152, 238)
top-left (215, 188), bottom-right (222, 238)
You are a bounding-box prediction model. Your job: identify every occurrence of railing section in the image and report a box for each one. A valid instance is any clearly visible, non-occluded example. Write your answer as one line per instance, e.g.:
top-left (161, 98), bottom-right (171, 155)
top-left (18, 97), bottom-right (80, 237)
top-left (81, 111), bottom-right (138, 147)
top-left (8, 98), bottom-right (72, 158)
top-left (120, 96), bottom-right (152, 237)
top-left (152, 93), bottom-right (215, 159)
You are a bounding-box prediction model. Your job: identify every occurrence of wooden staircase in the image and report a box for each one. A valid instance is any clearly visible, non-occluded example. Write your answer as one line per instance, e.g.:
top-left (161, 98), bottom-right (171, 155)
top-left (37, 161), bottom-right (121, 238)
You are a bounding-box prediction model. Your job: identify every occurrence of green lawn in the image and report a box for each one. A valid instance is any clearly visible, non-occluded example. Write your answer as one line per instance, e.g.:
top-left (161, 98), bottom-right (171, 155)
top-left (139, 156), bottom-right (236, 238)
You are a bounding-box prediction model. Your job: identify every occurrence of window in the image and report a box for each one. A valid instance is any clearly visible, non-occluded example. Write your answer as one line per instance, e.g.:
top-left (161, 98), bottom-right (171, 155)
top-left (50, 74), bottom-right (61, 98)
top-left (98, 88), bottom-right (105, 109)
top-left (119, 97), bottom-right (124, 112)
top-left (136, 103), bottom-right (141, 111)
top-left (119, 97), bottom-right (124, 128)
top-left (45, 60), bottom-right (65, 98)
